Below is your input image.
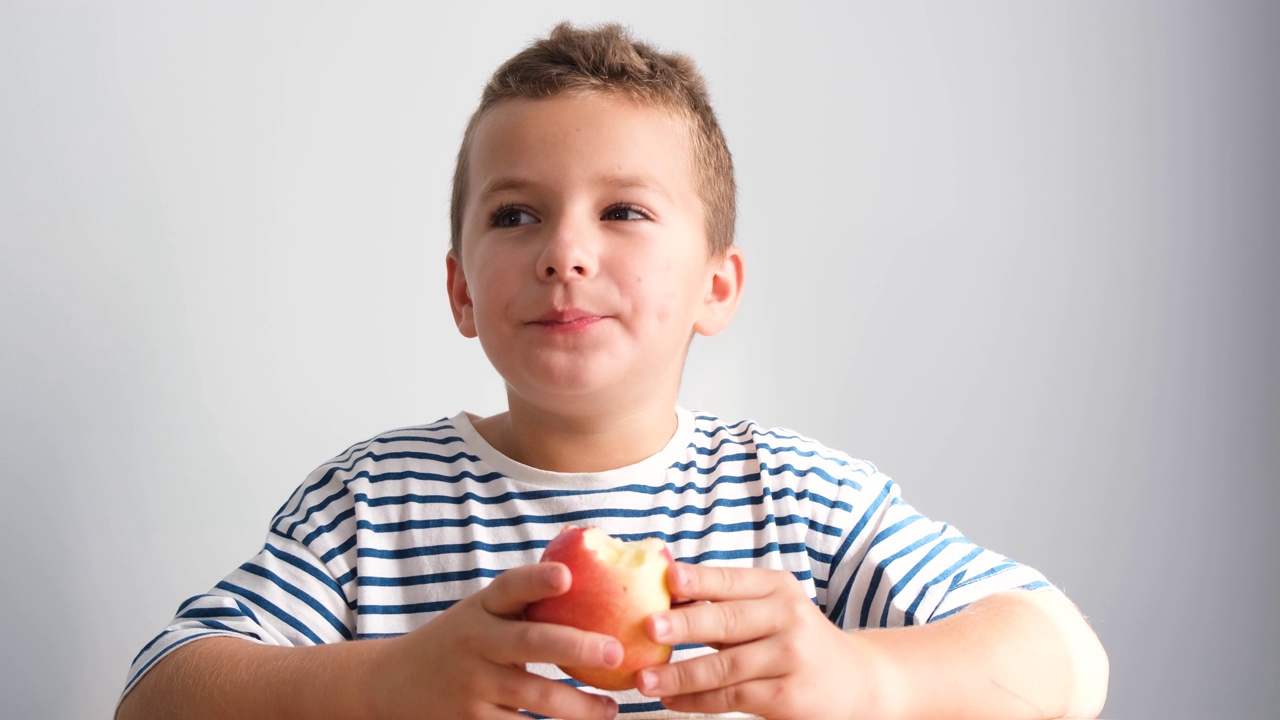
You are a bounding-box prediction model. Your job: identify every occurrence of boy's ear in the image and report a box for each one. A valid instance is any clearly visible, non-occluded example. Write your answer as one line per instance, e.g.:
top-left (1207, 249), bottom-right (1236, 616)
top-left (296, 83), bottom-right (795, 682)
top-left (693, 245), bottom-right (745, 337)
top-left (445, 252), bottom-right (478, 338)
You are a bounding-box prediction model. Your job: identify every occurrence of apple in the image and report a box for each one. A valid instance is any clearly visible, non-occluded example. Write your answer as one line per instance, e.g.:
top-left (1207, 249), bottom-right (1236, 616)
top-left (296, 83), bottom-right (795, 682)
top-left (525, 526), bottom-right (674, 691)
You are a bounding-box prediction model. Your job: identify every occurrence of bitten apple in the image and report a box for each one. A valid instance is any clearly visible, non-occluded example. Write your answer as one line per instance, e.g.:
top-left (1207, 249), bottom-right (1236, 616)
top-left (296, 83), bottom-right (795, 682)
top-left (525, 526), bottom-right (674, 691)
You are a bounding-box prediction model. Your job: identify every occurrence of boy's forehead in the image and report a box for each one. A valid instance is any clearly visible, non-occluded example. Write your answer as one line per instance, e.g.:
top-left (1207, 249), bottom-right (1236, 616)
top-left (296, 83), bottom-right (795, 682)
top-left (466, 95), bottom-right (695, 194)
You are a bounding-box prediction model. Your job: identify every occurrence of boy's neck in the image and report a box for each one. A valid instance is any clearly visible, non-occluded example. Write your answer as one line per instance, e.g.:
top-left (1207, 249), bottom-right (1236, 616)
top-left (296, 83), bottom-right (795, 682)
top-left (472, 395), bottom-right (679, 474)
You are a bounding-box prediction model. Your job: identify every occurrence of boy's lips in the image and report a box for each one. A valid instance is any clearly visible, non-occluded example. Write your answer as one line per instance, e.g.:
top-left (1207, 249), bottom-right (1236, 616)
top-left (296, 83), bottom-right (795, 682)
top-left (531, 308), bottom-right (606, 331)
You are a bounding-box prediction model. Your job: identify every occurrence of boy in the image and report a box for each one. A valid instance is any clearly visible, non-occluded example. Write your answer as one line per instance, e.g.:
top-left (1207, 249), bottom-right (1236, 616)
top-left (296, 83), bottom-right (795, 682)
top-left (119, 22), bottom-right (1108, 720)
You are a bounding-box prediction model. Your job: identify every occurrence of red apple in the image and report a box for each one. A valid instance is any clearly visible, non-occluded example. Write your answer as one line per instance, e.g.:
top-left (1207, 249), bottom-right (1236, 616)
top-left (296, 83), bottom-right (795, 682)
top-left (525, 526), bottom-right (674, 690)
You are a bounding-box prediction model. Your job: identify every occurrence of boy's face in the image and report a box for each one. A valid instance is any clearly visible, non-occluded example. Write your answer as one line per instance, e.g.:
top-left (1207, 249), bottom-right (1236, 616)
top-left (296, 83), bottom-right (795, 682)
top-left (447, 93), bottom-right (742, 416)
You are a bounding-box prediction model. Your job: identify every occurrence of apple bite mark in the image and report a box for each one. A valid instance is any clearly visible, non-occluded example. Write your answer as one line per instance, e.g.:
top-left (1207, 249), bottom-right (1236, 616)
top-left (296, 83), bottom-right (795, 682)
top-left (525, 526), bottom-right (674, 691)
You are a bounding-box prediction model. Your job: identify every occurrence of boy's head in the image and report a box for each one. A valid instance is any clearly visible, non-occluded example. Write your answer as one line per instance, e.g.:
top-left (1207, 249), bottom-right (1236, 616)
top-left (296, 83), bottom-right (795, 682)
top-left (449, 22), bottom-right (736, 259)
top-left (445, 23), bottom-right (745, 418)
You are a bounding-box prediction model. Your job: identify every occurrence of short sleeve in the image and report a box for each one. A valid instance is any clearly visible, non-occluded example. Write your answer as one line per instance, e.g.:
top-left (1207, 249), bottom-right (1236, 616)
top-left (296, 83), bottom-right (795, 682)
top-left (821, 470), bottom-right (1053, 629)
top-left (121, 488), bottom-right (358, 701)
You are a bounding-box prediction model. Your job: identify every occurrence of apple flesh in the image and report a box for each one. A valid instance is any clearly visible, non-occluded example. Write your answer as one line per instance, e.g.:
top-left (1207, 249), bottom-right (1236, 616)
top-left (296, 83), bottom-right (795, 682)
top-left (525, 526), bottom-right (674, 691)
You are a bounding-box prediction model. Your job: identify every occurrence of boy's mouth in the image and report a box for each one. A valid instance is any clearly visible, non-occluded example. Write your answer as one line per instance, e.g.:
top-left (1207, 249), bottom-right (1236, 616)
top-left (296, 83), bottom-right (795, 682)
top-left (532, 308), bottom-right (605, 330)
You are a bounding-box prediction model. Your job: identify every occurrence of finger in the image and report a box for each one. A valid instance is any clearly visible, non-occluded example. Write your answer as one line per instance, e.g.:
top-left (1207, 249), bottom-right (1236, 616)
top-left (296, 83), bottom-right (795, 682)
top-left (488, 617), bottom-right (623, 671)
top-left (481, 563), bottom-right (571, 617)
top-left (487, 665), bottom-right (619, 720)
top-left (646, 598), bottom-right (785, 647)
top-left (634, 644), bottom-right (781, 698)
top-left (658, 677), bottom-right (789, 717)
top-left (668, 562), bottom-right (789, 603)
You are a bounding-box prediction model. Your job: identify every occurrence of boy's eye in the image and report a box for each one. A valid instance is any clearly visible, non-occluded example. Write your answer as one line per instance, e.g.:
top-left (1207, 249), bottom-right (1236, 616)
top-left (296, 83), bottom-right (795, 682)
top-left (492, 206), bottom-right (538, 227)
top-left (602, 205), bottom-right (648, 222)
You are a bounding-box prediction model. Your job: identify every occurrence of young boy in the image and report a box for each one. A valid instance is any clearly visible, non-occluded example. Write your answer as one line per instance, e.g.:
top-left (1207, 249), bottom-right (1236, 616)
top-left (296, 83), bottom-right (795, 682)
top-left (118, 23), bottom-right (1108, 720)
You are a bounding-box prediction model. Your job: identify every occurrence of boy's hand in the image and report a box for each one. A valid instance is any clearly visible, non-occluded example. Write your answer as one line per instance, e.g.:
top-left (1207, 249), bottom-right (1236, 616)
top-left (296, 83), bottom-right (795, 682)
top-left (635, 562), bottom-right (875, 720)
top-left (371, 562), bottom-right (623, 720)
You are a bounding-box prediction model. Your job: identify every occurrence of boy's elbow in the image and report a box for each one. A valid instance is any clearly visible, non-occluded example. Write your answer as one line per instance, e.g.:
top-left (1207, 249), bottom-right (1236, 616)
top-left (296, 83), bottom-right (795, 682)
top-left (1036, 589), bottom-right (1109, 718)
top-left (1069, 623), bottom-right (1109, 719)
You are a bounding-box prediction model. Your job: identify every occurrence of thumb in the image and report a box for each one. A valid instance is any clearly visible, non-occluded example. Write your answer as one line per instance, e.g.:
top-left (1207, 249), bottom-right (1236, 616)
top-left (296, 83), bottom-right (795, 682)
top-left (481, 562), bottom-right (572, 618)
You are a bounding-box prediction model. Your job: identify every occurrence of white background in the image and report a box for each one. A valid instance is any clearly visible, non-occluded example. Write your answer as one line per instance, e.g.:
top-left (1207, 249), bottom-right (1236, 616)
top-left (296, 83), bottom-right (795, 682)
top-left (2, 2), bottom-right (1277, 718)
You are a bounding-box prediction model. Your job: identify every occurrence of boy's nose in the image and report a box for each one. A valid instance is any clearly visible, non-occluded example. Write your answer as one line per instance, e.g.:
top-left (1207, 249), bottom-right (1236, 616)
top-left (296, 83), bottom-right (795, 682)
top-left (537, 221), bottom-right (597, 281)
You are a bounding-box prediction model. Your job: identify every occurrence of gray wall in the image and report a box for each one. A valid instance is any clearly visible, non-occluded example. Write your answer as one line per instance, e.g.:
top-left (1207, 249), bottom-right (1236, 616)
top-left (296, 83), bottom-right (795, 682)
top-left (2, 2), bottom-right (1276, 718)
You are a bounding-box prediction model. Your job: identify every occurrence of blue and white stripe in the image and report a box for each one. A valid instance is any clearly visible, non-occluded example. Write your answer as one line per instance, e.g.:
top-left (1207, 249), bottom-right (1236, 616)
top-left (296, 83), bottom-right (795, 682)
top-left (123, 408), bottom-right (1050, 716)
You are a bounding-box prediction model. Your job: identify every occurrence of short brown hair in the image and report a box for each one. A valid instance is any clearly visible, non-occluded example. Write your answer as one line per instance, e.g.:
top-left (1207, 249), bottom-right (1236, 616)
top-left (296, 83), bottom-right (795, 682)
top-left (449, 22), bottom-right (736, 258)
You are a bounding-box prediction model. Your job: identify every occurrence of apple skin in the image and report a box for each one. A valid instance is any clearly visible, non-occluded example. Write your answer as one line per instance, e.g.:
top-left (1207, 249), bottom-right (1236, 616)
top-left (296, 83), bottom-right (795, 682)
top-left (525, 526), bottom-right (674, 691)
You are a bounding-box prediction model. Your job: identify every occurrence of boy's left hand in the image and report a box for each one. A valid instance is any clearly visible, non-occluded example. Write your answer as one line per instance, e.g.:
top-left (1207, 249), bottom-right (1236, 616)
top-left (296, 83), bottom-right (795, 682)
top-left (635, 561), bottom-right (876, 720)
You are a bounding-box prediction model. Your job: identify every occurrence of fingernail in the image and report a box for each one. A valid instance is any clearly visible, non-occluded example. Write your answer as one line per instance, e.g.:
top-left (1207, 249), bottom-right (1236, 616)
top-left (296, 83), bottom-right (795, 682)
top-left (602, 640), bottom-right (623, 667)
top-left (598, 694), bottom-right (618, 718)
top-left (636, 668), bottom-right (659, 695)
top-left (546, 564), bottom-right (571, 591)
top-left (672, 563), bottom-right (688, 590)
top-left (650, 613), bottom-right (670, 641)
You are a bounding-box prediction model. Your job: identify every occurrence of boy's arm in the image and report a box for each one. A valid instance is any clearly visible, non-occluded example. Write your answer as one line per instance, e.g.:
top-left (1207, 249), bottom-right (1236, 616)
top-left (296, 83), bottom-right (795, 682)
top-left (117, 563), bottom-right (624, 720)
top-left (115, 636), bottom-right (383, 720)
top-left (639, 563), bottom-right (1108, 720)
top-left (860, 587), bottom-right (1109, 719)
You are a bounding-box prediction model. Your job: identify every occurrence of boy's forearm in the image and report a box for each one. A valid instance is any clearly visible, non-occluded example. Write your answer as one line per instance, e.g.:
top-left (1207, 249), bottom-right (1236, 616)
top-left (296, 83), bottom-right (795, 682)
top-left (860, 589), bottom-right (1109, 720)
top-left (116, 636), bottom-right (384, 720)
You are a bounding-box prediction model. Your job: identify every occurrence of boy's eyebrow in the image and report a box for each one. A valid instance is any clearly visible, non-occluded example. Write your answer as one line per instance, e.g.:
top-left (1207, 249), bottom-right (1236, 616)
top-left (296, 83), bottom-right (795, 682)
top-left (599, 174), bottom-right (674, 202)
top-left (477, 177), bottom-right (533, 203)
top-left (476, 174), bottom-right (672, 204)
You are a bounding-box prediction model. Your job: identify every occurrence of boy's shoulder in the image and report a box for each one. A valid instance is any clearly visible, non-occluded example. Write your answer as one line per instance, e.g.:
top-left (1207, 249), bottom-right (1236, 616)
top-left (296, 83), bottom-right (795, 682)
top-left (314, 415), bottom-right (472, 473)
top-left (686, 409), bottom-right (882, 480)
top-left (267, 414), bottom-right (479, 532)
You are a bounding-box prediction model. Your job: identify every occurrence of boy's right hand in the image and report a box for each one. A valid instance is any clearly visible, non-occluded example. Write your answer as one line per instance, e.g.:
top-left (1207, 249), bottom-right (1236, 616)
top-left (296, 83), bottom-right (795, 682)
top-left (369, 561), bottom-right (622, 720)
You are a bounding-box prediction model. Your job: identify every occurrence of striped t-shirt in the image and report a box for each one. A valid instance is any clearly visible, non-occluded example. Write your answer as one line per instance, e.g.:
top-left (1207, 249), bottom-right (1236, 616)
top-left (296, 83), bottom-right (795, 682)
top-left (123, 408), bottom-right (1050, 716)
